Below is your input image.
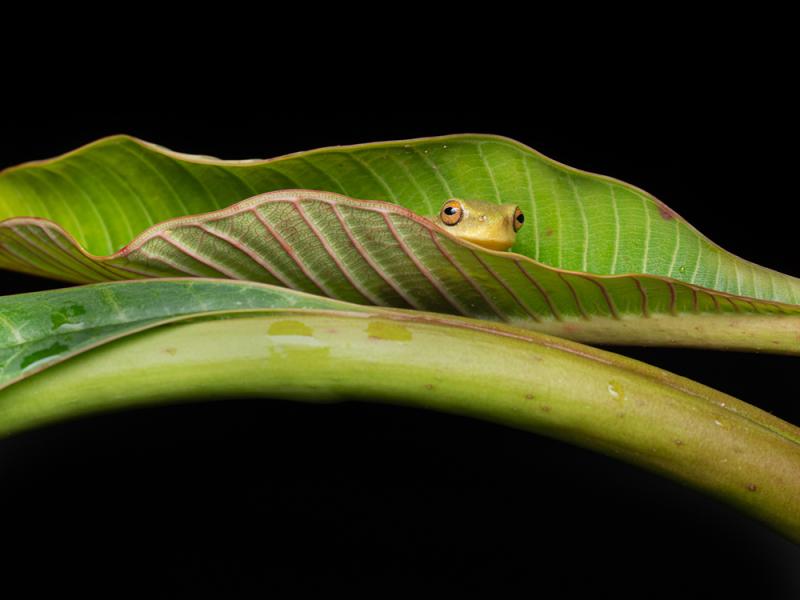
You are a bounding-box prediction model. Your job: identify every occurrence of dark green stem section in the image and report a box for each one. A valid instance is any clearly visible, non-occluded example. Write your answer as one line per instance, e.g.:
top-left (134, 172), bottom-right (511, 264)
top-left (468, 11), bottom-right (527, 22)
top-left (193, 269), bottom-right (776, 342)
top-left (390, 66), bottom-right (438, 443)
top-left (2, 309), bottom-right (799, 540)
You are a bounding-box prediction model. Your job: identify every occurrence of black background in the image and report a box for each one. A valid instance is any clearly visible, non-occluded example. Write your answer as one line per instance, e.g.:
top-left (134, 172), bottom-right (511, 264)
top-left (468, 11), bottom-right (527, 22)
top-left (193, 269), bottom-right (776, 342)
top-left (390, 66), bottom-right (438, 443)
top-left (1, 111), bottom-right (798, 596)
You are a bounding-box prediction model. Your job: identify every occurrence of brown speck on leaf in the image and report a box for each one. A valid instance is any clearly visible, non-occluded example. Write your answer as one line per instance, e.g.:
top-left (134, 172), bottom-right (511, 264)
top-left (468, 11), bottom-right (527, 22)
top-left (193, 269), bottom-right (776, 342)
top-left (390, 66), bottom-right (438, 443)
top-left (525, 393), bottom-right (535, 400)
top-left (673, 439), bottom-right (684, 446)
top-left (540, 405), bottom-right (551, 413)
top-left (545, 229), bottom-right (554, 237)
top-left (424, 384), bottom-right (434, 391)
top-left (746, 483), bottom-right (757, 492)
top-left (658, 205), bottom-right (674, 220)
top-left (163, 347), bottom-right (177, 356)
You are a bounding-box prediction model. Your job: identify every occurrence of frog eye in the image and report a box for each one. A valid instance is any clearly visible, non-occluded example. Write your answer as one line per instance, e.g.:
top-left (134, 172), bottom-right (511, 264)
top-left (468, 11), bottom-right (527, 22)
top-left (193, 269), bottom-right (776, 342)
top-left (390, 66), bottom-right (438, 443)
top-left (513, 207), bottom-right (525, 232)
top-left (440, 200), bottom-right (464, 226)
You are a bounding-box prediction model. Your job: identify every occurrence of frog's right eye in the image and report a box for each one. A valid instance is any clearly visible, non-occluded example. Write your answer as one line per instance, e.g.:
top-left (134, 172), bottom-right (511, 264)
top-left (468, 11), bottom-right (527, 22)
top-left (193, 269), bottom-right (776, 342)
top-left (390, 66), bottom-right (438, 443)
top-left (440, 200), bottom-right (464, 226)
top-left (513, 206), bottom-right (525, 232)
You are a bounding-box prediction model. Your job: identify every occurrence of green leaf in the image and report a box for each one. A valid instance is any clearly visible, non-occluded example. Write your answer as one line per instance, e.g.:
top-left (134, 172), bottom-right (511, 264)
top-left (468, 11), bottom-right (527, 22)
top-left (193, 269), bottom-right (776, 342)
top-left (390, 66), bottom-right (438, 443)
top-left (0, 278), bottom-right (363, 389)
top-left (1, 279), bottom-right (799, 540)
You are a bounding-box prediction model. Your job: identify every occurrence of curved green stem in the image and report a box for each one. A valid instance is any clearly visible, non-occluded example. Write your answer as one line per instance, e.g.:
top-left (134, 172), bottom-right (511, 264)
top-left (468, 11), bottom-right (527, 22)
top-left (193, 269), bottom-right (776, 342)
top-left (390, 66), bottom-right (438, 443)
top-left (1, 308), bottom-right (799, 540)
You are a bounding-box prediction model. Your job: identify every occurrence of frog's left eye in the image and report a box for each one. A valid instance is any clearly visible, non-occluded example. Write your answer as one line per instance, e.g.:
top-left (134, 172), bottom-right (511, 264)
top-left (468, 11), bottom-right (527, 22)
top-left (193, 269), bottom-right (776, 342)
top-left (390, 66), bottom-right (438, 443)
top-left (513, 207), bottom-right (525, 232)
top-left (440, 200), bottom-right (464, 226)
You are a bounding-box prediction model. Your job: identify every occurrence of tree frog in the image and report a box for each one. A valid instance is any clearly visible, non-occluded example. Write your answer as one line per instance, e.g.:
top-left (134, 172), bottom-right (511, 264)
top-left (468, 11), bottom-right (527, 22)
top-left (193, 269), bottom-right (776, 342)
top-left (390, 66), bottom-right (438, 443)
top-left (433, 198), bottom-right (524, 251)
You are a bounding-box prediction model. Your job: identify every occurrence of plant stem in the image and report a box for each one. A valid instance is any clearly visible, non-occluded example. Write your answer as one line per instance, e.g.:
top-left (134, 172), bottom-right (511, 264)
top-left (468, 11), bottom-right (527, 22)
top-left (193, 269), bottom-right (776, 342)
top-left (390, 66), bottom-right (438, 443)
top-left (2, 309), bottom-right (799, 540)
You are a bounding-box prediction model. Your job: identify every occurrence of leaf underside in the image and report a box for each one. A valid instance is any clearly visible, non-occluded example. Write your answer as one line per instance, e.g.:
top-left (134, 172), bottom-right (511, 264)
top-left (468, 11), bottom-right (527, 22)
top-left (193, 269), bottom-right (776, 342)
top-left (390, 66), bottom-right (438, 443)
top-left (1, 134), bottom-right (798, 305)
